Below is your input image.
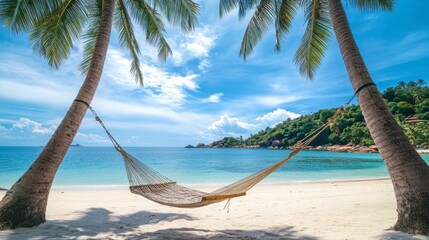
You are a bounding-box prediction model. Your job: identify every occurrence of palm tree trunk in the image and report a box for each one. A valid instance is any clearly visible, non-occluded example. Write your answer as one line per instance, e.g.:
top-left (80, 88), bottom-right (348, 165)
top-left (0, 0), bottom-right (117, 230)
top-left (327, 0), bottom-right (429, 235)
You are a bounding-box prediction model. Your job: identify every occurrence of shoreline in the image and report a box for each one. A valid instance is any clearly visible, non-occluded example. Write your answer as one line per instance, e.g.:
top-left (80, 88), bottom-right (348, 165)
top-left (46, 177), bottom-right (392, 191)
top-left (2, 179), bottom-right (428, 239)
top-left (193, 144), bottom-right (429, 154)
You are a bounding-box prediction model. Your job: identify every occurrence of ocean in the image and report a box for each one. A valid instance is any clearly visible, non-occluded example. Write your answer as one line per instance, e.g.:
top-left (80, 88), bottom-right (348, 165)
top-left (1, 146), bottom-right (428, 189)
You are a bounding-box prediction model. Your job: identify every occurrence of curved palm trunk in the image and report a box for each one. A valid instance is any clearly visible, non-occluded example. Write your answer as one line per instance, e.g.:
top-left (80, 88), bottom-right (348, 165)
top-left (328, 0), bottom-right (429, 235)
top-left (0, 0), bottom-right (117, 230)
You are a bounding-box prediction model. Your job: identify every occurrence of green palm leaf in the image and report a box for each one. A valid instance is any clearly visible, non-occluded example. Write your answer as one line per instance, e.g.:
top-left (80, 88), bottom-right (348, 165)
top-left (219, 0), bottom-right (258, 19)
top-left (115, 0), bottom-right (143, 85)
top-left (346, 0), bottom-right (394, 11)
top-left (294, 0), bottom-right (332, 79)
top-left (79, 0), bottom-right (102, 75)
top-left (240, 0), bottom-right (276, 60)
top-left (274, 0), bottom-right (299, 52)
top-left (127, 0), bottom-right (172, 62)
top-left (0, 0), bottom-right (59, 32)
top-left (29, 0), bottom-right (89, 68)
top-left (219, 0), bottom-right (239, 18)
top-left (154, 0), bottom-right (200, 32)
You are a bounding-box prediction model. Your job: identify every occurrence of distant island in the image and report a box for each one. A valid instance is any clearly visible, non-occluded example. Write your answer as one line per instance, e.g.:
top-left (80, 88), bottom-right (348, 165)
top-left (191, 80), bottom-right (429, 153)
top-left (71, 144), bottom-right (83, 147)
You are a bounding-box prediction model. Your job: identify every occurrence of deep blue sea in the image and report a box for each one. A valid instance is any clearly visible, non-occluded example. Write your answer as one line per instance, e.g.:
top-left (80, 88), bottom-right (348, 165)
top-left (1, 147), bottom-right (428, 189)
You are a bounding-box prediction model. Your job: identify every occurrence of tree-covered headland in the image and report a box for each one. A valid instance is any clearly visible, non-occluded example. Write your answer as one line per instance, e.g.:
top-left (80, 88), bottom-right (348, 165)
top-left (206, 80), bottom-right (429, 149)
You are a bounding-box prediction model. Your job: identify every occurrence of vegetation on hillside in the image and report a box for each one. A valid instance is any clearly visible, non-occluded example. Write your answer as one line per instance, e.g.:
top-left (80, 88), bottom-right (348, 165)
top-left (214, 80), bottom-right (429, 148)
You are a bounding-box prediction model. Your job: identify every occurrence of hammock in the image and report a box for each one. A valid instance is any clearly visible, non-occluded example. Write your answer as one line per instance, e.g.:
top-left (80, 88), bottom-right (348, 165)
top-left (78, 100), bottom-right (345, 208)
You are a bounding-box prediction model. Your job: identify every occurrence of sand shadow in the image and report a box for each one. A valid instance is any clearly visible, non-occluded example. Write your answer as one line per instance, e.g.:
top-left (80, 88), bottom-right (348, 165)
top-left (134, 227), bottom-right (319, 239)
top-left (372, 231), bottom-right (429, 240)
top-left (2, 208), bottom-right (197, 239)
top-left (2, 208), bottom-right (319, 239)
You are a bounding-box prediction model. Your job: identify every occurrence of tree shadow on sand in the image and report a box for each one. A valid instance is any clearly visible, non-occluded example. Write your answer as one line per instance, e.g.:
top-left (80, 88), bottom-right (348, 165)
top-left (2, 208), bottom-right (318, 239)
top-left (136, 227), bottom-right (319, 239)
top-left (372, 231), bottom-right (429, 240)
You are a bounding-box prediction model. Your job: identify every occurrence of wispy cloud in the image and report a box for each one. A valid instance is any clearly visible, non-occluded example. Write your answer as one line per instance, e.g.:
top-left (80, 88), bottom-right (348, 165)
top-left (202, 93), bottom-right (223, 103)
top-left (363, 30), bottom-right (429, 71)
top-left (13, 118), bottom-right (56, 134)
top-left (0, 79), bottom-right (76, 107)
top-left (168, 26), bottom-right (219, 66)
top-left (74, 132), bottom-right (110, 144)
top-left (198, 59), bottom-right (212, 71)
top-left (0, 125), bottom-right (11, 138)
top-left (0, 118), bottom-right (56, 142)
top-left (104, 48), bottom-right (199, 106)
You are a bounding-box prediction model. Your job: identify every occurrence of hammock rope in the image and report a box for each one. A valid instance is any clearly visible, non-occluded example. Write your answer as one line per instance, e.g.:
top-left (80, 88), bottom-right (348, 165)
top-left (75, 99), bottom-right (348, 208)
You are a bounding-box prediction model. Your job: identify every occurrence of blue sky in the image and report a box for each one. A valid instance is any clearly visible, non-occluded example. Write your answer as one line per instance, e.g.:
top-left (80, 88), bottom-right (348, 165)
top-left (0, 1), bottom-right (428, 147)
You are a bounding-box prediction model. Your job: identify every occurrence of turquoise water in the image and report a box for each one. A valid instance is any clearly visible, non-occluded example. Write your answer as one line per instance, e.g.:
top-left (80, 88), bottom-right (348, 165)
top-left (1, 147), bottom-right (428, 189)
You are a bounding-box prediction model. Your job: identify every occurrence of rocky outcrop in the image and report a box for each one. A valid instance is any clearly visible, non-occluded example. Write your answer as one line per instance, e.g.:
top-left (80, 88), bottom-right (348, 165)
top-left (195, 140), bottom-right (381, 153)
top-left (209, 141), bottom-right (224, 148)
top-left (258, 140), bottom-right (271, 148)
top-left (185, 144), bottom-right (194, 148)
top-left (271, 140), bottom-right (281, 147)
top-left (307, 144), bottom-right (378, 153)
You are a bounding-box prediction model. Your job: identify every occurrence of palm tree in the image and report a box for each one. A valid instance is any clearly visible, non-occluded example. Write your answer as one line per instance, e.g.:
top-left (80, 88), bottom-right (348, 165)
top-left (220, 0), bottom-right (429, 235)
top-left (0, 0), bottom-right (199, 229)
top-left (398, 81), bottom-right (406, 89)
top-left (416, 79), bottom-right (426, 87)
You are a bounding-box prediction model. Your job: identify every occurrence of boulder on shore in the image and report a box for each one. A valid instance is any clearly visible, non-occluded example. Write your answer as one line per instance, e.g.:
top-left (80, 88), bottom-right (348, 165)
top-left (258, 140), bottom-right (270, 148)
top-left (326, 144), bottom-right (378, 153)
top-left (195, 143), bottom-right (206, 148)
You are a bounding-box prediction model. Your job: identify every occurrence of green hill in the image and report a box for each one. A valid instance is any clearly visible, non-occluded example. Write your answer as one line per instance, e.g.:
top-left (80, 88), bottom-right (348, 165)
top-left (206, 80), bottom-right (429, 149)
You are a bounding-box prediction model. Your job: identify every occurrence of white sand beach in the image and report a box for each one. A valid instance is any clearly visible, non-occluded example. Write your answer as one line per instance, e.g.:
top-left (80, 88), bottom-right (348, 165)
top-left (1, 179), bottom-right (428, 240)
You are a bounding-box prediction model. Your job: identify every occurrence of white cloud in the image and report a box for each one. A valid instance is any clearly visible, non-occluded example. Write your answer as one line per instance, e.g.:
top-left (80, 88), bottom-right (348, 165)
top-left (205, 114), bottom-right (257, 138)
top-left (202, 93), bottom-right (223, 103)
top-left (126, 136), bottom-right (139, 144)
top-left (0, 80), bottom-right (76, 107)
top-left (104, 49), bottom-right (199, 106)
top-left (142, 65), bottom-right (199, 106)
top-left (12, 118), bottom-right (56, 134)
top-left (256, 108), bottom-right (301, 127)
top-left (169, 26), bottom-right (219, 65)
top-left (198, 59), bottom-right (212, 71)
top-left (74, 133), bottom-right (110, 144)
top-left (0, 125), bottom-right (11, 138)
top-left (202, 108), bottom-right (301, 140)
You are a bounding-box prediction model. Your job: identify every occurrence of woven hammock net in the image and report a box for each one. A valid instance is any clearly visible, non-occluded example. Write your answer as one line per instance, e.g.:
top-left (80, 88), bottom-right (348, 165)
top-left (90, 104), bottom-right (344, 208)
top-left (120, 147), bottom-right (302, 208)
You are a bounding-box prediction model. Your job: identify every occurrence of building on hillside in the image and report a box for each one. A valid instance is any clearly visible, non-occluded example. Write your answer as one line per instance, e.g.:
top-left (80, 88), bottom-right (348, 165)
top-left (404, 114), bottom-right (425, 124)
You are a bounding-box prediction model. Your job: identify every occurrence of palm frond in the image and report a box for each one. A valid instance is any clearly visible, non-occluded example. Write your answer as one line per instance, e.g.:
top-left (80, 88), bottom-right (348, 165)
top-left (219, 0), bottom-right (239, 18)
top-left (0, 0), bottom-right (59, 32)
top-left (240, 0), bottom-right (276, 60)
top-left (127, 0), bottom-right (172, 62)
top-left (345, 0), bottom-right (395, 11)
top-left (219, 0), bottom-right (259, 19)
top-left (29, 0), bottom-right (89, 68)
top-left (274, 0), bottom-right (299, 52)
top-left (154, 0), bottom-right (200, 32)
top-left (79, 0), bottom-right (102, 75)
top-left (294, 0), bottom-right (332, 79)
top-left (115, 0), bottom-right (143, 85)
